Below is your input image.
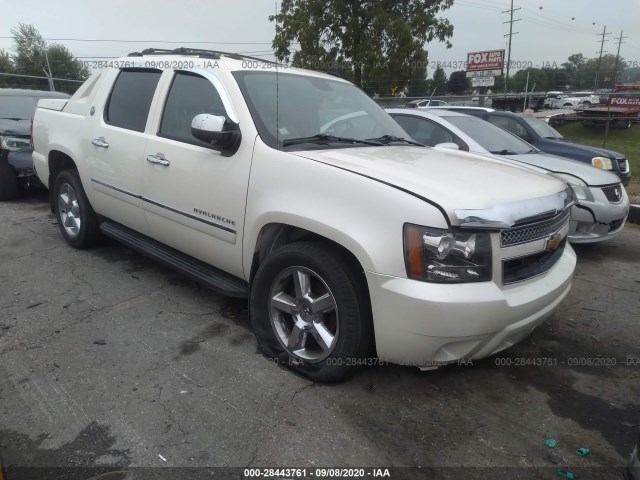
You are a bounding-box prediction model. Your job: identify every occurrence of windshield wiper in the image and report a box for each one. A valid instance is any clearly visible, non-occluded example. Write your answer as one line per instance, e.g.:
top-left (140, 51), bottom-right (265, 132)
top-left (365, 135), bottom-right (424, 146)
top-left (0, 117), bottom-right (25, 121)
top-left (282, 134), bottom-right (382, 147)
top-left (489, 149), bottom-right (519, 155)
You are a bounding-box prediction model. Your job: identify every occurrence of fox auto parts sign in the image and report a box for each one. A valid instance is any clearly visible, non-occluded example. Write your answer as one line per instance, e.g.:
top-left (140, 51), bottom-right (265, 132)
top-left (609, 96), bottom-right (640, 107)
top-left (466, 50), bottom-right (504, 78)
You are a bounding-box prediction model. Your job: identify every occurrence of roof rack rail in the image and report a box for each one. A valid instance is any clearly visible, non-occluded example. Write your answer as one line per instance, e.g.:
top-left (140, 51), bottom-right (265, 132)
top-left (127, 47), bottom-right (278, 65)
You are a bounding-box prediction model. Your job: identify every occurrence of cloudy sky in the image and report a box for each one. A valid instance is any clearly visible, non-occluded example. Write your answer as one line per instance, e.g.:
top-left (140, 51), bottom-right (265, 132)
top-left (1, 0), bottom-right (639, 77)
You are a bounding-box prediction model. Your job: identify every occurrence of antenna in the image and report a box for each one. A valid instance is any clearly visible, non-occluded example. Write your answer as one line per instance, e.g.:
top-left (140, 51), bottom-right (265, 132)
top-left (275, 1), bottom-right (280, 150)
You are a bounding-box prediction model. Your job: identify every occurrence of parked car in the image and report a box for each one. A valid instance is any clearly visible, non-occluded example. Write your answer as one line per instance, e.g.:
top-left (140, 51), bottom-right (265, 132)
top-left (31, 48), bottom-right (577, 381)
top-left (626, 425), bottom-right (640, 480)
top-left (406, 98), bottom-right (448, 108)
top-left (386, 108), bottom-right (629, 243)
top-left (0, 88), bottom-right (70, 199)
top-left (429, 106), bottom-right (631, 186)
top-left (546, 92), bottom-right (600, 109)
top-left (543, 91), bottom-right (565, 109)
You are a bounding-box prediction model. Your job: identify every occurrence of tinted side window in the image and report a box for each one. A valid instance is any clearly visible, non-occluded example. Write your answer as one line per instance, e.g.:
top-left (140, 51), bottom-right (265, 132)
top-left (159, 72), bottom-right (227, 146)
top-left (105, 69), bottom-right (162, 132)
top-left (487, 115), bottom-right (530, 141)
top-left (393, 115), bottom-right (457, 147)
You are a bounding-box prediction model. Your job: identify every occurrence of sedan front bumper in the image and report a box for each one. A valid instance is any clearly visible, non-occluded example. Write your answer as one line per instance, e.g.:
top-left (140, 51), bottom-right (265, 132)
top-left (568, 185), bottom-right (629, 243)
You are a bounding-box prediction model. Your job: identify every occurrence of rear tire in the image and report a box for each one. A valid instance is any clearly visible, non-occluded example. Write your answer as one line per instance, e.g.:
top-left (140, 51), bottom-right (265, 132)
top-left (53, 169), bottom-right (101, 248)
top-left (250, 242), bottom-right (373, 383)
top-left (0, 158), bottom-right (18, 200)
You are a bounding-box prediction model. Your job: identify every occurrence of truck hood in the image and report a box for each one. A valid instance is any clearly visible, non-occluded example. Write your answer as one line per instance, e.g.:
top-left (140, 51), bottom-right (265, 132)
top-left (0, 118), bottom-right (30, 137)
top-left (291, 146), bottom-right (568, 225)
top-left (502, 152), bottom-right (621, 186)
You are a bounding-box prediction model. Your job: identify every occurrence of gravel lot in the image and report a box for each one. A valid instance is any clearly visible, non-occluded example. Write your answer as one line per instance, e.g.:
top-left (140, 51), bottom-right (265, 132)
top-left (1, 192), bottom-right (639, 480)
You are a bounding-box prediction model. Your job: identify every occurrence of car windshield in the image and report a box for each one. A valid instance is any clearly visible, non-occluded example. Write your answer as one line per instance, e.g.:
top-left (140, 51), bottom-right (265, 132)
top-left (0, 96), bottom-right (40, 120)
top-left (233, 71), bottom-right (409, 149)
top-left (443, 115), bottom-right (536, 154)
top-left (521, 116), bottom-right (564, 139)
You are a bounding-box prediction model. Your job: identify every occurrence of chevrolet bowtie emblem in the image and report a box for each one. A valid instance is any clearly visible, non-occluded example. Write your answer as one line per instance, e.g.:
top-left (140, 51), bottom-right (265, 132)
top-left (545, 233), bottom-right (562, 251)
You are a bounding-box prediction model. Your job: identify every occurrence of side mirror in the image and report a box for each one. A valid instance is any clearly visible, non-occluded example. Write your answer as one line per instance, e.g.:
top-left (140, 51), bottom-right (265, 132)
top-left (434, 142), bottom-right (459, 150)
top-left (191, 114), bottom-right (241, 156)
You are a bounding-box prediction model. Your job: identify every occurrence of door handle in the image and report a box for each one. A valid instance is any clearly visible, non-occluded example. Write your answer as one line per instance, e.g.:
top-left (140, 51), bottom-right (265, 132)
top-left (146, 153), bottom-right (170, 166)
top-left (91, 137), bottom-right (109, 148)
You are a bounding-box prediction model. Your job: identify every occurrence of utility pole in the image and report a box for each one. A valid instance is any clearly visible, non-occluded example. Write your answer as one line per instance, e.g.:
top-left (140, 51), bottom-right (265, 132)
top-left (44, 51), bottom-right (55, 91)
top-left (603, 31), bottom-right (627, 147)
top-left (611, 30), bottom-right (627, 86)
top-left (593, 26), bottom-right (610, 90)
top-left (503, 0), bottom-right (521, 94)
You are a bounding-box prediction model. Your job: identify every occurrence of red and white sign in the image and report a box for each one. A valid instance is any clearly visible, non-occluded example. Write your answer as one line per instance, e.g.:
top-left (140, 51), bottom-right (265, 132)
top-left (608, 96), bottom-right (640, 107)
top-left (466, 49), bottom-right (505, 73)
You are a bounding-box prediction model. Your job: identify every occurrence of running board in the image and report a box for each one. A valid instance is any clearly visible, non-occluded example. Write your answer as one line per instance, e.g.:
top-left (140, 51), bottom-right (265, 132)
top-left (100, 221), bottom-right (249, 298)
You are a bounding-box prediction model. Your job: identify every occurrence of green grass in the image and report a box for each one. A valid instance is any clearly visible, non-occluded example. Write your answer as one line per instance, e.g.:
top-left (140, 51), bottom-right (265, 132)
top-left (555, 122), bottom-right (640, 197)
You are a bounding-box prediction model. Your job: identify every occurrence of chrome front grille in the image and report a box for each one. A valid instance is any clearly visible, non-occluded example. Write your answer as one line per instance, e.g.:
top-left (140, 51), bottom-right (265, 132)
top-left (503, 239), bottom-right (567, 285)
top-left (601, 184), bottom-right (623, 203)
top-left (500, 209), bottom-right (571, 247)
top-left (617, 158), bottom-right (629, 174)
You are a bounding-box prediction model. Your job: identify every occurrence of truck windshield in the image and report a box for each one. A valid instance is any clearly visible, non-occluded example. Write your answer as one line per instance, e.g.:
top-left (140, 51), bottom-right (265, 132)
top-left (233, 71), bottom-right (409, 149)
top-left (521, 116), bottom-right (564, 139)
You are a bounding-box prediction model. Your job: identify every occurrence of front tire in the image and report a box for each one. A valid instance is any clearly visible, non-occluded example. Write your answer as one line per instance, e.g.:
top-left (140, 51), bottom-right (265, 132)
top-left (53, 169), bottom-right (101, 248)
top-left (250, 242), bottom-right (373, 382)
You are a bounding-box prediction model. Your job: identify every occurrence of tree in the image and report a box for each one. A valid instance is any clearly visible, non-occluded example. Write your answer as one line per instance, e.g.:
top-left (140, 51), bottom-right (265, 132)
top-left (407, 74), bottom-right (430, 97)
top-left (561, 53), bottom-right (585, 87)
top-left (431, 66), bottom-right (447, 95)
top-left (11, 23), bottom-right (47, 76)
top-left (271, 0), bottom-right (454, 94)
top-left (45, 44), bottom-right (90, 81)
top-left (9, 23), bottom-right (88, 91)
top-left (0, 50), bottom-right (14, 88)
top-left (587, 53), bottom-right (626, 88)
top-left (623, 66), bottom-right (640, 83)
top-left (508, 67), bottom-right (569, 93)
top-left (447, 70), bottom-right (468, 94)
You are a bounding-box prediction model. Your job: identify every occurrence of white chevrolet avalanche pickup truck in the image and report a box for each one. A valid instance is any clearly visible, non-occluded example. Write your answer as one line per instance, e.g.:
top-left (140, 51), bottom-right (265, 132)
top-left (32, 48), bottom-right (577, 382)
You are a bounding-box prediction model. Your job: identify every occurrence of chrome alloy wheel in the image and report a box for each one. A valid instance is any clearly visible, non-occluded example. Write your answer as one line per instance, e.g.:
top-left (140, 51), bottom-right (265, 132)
top-left (57, 182), bottom-right (81, 237)
top-left (269, 266), bottom-right (339, 362)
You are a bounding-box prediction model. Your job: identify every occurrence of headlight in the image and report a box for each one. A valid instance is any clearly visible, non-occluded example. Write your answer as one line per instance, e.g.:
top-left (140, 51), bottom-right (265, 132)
top-left (552, 173), bottom-right (594, 202)
top-left (404, 225), bottom-right (492, 283)
top-left (0, 135), bottom-right (30, 151)
top-left (591, 156), bottom-right (613, 170)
